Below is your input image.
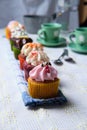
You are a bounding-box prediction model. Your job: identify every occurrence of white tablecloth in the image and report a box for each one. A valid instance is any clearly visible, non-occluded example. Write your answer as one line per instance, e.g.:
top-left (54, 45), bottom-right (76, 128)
top-left (0, 29), bottom-right (87, 130)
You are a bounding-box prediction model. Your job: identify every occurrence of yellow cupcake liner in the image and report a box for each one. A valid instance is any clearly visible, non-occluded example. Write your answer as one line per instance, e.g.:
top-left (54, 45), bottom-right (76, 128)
top-left (28, 78), bottom-right (60, 99)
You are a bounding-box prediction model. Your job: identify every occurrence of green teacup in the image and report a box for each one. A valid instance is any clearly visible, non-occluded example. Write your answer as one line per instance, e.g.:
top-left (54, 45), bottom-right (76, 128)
top-left (69, 27), bottom-right (87, 49)
top-left (38, 23), bottom-right (62, 43)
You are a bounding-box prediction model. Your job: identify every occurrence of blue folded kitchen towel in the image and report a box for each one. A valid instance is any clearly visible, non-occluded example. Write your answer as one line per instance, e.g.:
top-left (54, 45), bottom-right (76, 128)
top-left (22, 90), bottom-right (67, 107)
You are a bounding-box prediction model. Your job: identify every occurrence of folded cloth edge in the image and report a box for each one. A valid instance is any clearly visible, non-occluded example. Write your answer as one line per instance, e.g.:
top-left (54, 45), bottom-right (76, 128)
top-left (22, 90), bottom-right (67, 107)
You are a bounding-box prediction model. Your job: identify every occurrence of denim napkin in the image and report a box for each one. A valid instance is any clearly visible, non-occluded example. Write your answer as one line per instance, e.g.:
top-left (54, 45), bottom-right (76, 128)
top-left (22, 90), bottom-right (67, 107)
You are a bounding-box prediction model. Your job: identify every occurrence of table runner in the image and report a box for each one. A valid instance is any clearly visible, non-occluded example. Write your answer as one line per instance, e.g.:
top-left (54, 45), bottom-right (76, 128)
top-left (0, 29), bottom-right (87, 130)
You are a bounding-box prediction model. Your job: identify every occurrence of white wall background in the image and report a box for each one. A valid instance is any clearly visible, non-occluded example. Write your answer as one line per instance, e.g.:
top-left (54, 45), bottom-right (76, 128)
top-left (0, 0), bottom-right (79, 30)
top-left (0, 0), bottom-right (26, 28)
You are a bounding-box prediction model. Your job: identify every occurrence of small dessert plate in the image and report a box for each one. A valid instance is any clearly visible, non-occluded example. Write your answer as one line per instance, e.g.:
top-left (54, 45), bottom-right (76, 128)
top-left (37, 37), bottom-right (67, 47)
top-left (68, 42), bottom-right (87, 54)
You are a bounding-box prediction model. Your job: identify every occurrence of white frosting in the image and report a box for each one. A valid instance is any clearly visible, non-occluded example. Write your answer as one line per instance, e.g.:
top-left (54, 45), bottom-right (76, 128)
top-left (11, 26), bottom-right (28, 38)
top-left (21, 43), bottom-right (43, 56)
top-left (26, 51), bottom-right (49, 66)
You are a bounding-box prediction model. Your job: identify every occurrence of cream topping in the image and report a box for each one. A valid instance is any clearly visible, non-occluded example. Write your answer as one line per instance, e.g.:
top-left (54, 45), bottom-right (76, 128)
top-left (11, 26), bottom-right (28, 38)
top-left (7, 21), bottom-right (27, 38)
top-left (8, 21), bottom-right (24, 30)
top-left (29, 63), bottom-right (58, 81)
top-left (21, 43), bottom-right (43, 56)
top-left (26, 51), bottom-right (49, 66)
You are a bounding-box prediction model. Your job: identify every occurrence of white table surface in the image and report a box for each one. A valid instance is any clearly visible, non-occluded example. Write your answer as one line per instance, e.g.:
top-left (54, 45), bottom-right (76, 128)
top-left (0, 29), bottom-right (87, 130)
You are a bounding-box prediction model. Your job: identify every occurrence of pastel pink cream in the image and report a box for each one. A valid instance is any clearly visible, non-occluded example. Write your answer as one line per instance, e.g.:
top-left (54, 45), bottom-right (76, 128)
top-left (29, 64), bottom-right (58, 82)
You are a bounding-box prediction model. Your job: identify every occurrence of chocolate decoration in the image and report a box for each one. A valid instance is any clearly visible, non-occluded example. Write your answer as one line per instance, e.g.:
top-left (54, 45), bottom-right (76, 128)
top-left (41, 62), bottom-right (51, 67)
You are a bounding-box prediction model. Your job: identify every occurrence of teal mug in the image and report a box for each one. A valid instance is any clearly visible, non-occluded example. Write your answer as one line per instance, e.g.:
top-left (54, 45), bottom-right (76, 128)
top-left (38, 23), bottom-right (62, 43)
top-left (69, 27), bottom-right (87, 48)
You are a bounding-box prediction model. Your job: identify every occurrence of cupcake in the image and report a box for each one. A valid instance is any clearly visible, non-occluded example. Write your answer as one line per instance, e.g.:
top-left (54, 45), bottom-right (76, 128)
top-left (23, 50), bottom-right (49, 81)
top-left (28, 62), bottom-right (60, 99)
top-left (5, 20), bottom-right (33, 59)
top-left (18, 42), bottom-right (43, 70)
top-left (5, 20), bottom-right (24, 39)
top-left (10, 27), bottom-right (33, 59)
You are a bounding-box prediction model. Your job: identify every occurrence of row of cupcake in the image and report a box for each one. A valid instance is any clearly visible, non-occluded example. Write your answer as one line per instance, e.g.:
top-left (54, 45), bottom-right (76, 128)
top-left (18, 41), bottom-right (60, 99)
top-left (18, 42), bottom-right (49, 81)
top-left (5, 20), bottom-right (33, 59)
top-left (5, 21), bottom-right (60, 99)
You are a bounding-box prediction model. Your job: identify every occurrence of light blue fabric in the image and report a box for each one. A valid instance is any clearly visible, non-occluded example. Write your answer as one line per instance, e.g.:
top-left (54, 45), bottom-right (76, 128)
top-left (16, 65), bottom-right (67, 107)
top-left (22, 90), bottom-right (67, 107)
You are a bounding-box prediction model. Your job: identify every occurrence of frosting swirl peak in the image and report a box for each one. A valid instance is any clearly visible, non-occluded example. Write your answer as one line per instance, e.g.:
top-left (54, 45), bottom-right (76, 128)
top-left (26, 51), bottom-right (49, 66)
top-left (21, 43), bottom-right (43, 56)
top-left (29, 63), bottom-right (58, 81)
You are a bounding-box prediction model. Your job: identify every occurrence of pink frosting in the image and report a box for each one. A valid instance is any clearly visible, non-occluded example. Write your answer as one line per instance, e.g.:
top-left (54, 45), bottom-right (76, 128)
top-left (29, 64), bottom-right (58, 81)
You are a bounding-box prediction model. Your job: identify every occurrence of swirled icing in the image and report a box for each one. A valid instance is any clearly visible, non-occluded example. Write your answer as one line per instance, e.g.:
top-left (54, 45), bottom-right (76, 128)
top-left (7, 21), bottom-right (27, 38)
top-left (21, 43), bottom-right (43, 56)
top-left (26, 51), bottom-right (49, 66)
top-left (7, 21), bottom-right (24, 30)
top-left (29, 63), bottom-right (58, 81)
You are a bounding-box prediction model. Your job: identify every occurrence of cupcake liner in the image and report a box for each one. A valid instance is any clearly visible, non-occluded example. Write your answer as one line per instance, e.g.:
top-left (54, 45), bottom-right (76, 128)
top-left (18, 54), bottom-right (25, 70)
top-left (28, 78), bottom-right (60, 99)
top-left (5, 27), bottom-right (11, 39)
top-left (12, 46), bottom-right (20, 59)
top-left (23, 62), bottom-right (35, 81)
